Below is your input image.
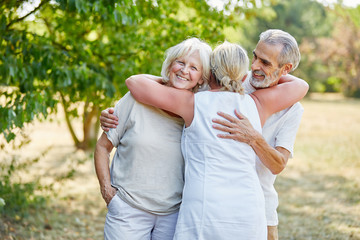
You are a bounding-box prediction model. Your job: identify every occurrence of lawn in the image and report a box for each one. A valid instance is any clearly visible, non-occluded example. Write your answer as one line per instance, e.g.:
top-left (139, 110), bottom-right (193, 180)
top-left (1, 93), bottom-right (359, 239)
top-left (277, 94), bottom-right (360, 240)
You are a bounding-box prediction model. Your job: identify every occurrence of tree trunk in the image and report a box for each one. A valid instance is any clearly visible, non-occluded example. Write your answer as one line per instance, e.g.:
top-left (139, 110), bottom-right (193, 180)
top-left (59, 92), bottom-right (80, 148)
top-left (79, 103), bottom-right (99, 151)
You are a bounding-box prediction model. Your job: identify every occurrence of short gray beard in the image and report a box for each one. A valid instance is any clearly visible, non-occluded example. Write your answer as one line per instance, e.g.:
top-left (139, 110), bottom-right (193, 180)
top-left (250, 69), bottom-right (280, 89)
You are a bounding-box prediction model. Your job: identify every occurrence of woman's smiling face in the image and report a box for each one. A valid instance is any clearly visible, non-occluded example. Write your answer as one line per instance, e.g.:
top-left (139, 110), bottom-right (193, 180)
top-left (168, 51), bottom-right (204, 90)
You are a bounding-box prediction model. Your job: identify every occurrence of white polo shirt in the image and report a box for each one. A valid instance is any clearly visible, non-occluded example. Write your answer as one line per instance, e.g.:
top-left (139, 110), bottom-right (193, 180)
top-left (243, 74), bottom-right (304, 226)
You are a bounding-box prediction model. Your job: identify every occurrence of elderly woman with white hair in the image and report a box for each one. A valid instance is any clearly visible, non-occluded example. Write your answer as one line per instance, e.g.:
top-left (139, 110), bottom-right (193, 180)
top-left (125, 41), bottom-right (309, 239)
top-left (94, 37), bottom-right (212, 240)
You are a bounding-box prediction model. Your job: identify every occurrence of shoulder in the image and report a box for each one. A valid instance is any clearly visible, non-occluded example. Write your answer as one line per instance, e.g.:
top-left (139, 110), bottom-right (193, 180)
top-left (286, 102), bottom-right (304, 116)
top-left (195, 90), bottom-right (210, 96)
top-left (113, 92), bottom-right (138, 117)
top-left (115, 92), bottom-right (137, 106)
top-left (194, 90), bottom-right (213, 102)
top-left (292, 102), bottom-right (304, 111)
top-left (276, 102), bottom-right (304, 124)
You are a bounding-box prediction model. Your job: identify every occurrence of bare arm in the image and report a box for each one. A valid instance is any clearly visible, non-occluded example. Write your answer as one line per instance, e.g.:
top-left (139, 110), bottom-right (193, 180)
top-left (125, 75), bottom-right (194, 126)
top-left (137, 74), bottom-right (163, 83)
top-left (278, 74), bottom-right (300, 84)
top-left (252, 75), bottom-right (308, 125)
top-left (94, 132), bottom-right (117, 205)
top-left (212, 110), bottom-right (289, 174)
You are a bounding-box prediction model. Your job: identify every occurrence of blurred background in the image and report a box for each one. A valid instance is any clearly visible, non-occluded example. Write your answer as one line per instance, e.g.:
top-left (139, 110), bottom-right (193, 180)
top-left (1, 0), bottom-right (359, 239)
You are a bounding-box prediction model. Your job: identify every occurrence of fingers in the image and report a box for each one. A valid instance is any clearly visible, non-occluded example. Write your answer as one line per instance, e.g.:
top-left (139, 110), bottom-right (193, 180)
top-left (212, 111), bottom-right (250, 141)
top-left (101, 126), bottom-right (110, 132)
top-left (101, 126), bottom-right (109, 132)
top-left (212, 118), bottom-right (233, 128)
top-left (212, 124), bottom-right (235, 139)
top-left (234, 109), bottom-right (246, 120)
top-left (216, 133), bottom-right (237, 140)
top-left (100, 108), bottom-right (118, 131)
top-left (100, 122), bottom-right (116, 132)
top-left (101, 109), bottom-right (118, 121)
top-left (103, 186), bottom-right (117, 205)
top-left (108, 107), bottom-right (115, 114)
top-left (105, 194), bottom-right (114, 206)
top-left (100, 115), bottom-right (118, 126)
top-left (216, 111), bottom-right (238, 123)
top-left (212, 123), bottom-right (232, 133)
top-left (100, 114), bottom-right (118, 125)
top-left (212, 122), bottom-right (239, 141)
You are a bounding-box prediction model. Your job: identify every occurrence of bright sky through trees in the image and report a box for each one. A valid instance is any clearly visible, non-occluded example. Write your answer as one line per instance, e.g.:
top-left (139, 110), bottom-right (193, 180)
top-left (20, 0), bottom-right (360, 21)
top-left (207, 0), bottom-right (360, 9)
top-left (318, 0), bottom-right (360, 7)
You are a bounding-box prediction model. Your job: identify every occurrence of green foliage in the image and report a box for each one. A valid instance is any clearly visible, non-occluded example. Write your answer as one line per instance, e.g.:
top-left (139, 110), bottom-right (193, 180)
top-left (325, 76), bottom-right (342, 92)
top-left (2, 0), bottom-right (359, 149)
top-left (245, 0), bottom-right (331, 44)
top-left (0, 157), bottom-right (48, 218)
top-left (0, 197), bottom-right (5, 212)
top-left (298, 4), bottom-right (360, 97)
top-left (333, 5), bottom-right (360, 97)
top-left (230, 0), bottom-right (331, 53)
top-left (0, 0), bottom-right (247, 149)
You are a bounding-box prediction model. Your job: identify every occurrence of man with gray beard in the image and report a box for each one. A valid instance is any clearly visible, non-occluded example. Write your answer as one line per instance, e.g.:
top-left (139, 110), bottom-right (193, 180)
top-left (212, 29), bottom-right (304, 240)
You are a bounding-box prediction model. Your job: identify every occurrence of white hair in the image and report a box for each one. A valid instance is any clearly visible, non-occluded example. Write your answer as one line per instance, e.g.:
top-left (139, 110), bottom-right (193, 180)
top-left (259, 29), bottom-right (301, 71)
top-left (161, 38), bottom-right (212, 91)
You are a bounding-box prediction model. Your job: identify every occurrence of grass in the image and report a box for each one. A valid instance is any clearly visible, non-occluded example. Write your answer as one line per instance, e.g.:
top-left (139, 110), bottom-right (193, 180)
top-left (276, 94), bottom-right (360, 240)
top-left (1, 93), bottom-right (360, 239)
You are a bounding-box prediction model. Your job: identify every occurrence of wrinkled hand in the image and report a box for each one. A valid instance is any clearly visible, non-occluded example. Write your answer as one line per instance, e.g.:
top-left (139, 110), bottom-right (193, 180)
top-left (212, 110), bottom-right (259, 145)
top-left (101, 185), bottom-right (117, 206)
top-left (100, 108), bottom-right (118, 132)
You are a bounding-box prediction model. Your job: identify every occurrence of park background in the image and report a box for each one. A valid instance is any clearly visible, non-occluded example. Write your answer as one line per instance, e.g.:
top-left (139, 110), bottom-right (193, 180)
top-left (1, 0), bottom-right (359, 239)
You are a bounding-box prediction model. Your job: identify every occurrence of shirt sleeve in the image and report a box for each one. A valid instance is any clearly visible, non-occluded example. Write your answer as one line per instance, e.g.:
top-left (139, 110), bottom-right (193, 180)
top-left (106, 92), bottom-right (136, 147)
top-left (274, 102), bottom-right (304, 158)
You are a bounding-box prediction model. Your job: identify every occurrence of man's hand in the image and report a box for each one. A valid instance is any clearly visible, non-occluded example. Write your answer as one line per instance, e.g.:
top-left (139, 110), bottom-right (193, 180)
top-left (212, 110), bottom-right (260, 145)
top-left (212, 109), bottom-right (289, 174)
top-left (101, 185), bottom-right (117, 206)
top-left (100, 108), bottom-right (118, 131)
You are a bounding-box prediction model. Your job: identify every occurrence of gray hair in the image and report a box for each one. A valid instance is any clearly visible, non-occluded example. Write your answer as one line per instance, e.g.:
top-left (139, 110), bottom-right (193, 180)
top-left (161, 37), bottom-right (212, 91)
top-left (259, 29), bottom-right (301, 71)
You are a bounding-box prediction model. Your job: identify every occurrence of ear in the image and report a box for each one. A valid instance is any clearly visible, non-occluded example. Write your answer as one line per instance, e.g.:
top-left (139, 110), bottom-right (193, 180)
top-left (242, 74), bottom-right (248, 82)
top-left (281, 63), bottom-right (293, 75)
top-left (209, 72), bottom-right (216, 84)
top-left (198, 78), bottom-right (204, 85)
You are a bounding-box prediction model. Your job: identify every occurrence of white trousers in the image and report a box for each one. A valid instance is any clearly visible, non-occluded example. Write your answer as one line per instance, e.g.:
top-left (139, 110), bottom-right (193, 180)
top-left (104, 194), bottom-right (179, 240)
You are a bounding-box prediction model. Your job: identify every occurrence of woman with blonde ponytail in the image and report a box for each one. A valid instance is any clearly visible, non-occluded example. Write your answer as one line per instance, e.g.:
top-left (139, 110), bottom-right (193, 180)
top-left (210, 41), bottom-right (247, 94)
top-left (126, 41), bottom-right (309, 239)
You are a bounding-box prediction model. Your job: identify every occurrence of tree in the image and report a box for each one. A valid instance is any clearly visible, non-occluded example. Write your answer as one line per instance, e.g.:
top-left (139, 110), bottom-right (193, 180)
top-left (240, 0), bottom-right (331, 46)
top-left (299, 5), bottom-right (360, 96)
top-left (323, 5), bottom-right (360, 97)
top-left (1, 0), bottom-right (261, 150)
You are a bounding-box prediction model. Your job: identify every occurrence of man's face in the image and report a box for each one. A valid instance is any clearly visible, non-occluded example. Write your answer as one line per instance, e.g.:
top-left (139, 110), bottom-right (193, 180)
top-left (250, 41), bottom-right (283, 89)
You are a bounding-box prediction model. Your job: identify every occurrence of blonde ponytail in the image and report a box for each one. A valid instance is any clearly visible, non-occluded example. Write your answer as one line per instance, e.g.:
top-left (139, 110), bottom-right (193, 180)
top-left (219, 76), bottom-right (244, 94)
top-left (210, 41), bottom-right (248, 93)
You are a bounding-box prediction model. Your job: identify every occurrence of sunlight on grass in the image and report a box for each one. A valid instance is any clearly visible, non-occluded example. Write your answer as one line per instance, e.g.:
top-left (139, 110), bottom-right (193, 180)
top-left (277, 94), bottom-right (360, 239)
